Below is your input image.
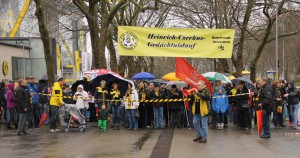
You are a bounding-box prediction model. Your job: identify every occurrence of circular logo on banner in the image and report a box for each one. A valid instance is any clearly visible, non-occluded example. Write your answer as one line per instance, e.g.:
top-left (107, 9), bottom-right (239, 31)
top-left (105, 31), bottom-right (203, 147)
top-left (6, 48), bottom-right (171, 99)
top-left (120, 32), bottom-right (138, 50)
top-left (2, 61), bottom-right (8, 76)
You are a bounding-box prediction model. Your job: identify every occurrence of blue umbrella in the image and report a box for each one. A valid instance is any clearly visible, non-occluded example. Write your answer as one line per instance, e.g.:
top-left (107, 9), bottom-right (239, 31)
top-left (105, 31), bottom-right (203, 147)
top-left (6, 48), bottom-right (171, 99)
top-left (132, 72), bottom-right (156, 80)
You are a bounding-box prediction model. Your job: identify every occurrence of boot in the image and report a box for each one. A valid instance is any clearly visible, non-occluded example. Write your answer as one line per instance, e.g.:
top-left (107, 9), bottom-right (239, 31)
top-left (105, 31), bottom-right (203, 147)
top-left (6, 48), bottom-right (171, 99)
top-left (217, 123), bottom-right (220, 130)
top-left (14, 123), bottom-right (18, 129)
top-left (220, 123), bottom-right (224, 130)
top-left (6, 123), bottom-right (13, 129)
top-left (113, 125), bottom-right (117, 130)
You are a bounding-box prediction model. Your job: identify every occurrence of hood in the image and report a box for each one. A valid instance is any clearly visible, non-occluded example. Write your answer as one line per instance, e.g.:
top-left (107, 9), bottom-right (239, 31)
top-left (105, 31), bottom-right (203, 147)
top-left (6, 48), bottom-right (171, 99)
top-left (288, 81), bottom-right (295, 88)
top-left (53, 82), bottom-right (60, 87)
top-left (217, 86), bottom-right (225, 94)
top-left (77, 85), bottom-right (84, 90)
top-left (8, 83), bottom-right (14, 91)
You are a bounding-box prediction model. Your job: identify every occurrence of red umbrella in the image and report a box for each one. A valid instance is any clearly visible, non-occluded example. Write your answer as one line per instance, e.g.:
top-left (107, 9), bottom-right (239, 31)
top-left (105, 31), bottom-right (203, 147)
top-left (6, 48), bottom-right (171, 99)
top-left (256, 107), bottom-right (264, 136)
top-left (39, 112), bottom-right (49, 127)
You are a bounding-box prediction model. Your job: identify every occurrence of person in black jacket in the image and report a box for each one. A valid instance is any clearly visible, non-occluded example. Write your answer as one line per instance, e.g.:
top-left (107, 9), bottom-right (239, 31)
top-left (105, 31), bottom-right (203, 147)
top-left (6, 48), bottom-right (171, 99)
top-left (256, 77), bottom-right (274, 138)
top-left (137, 82), bottom-right (149, 129)
top-left (0, 82), bottom-right (7, 124)
top-left (284, 81), bottom-right (299, 129)
top-left (94, 80), bottom-right (109, 108)
top-left (235, 81), bottom-right (250, 130)
top-left (150, 84), bottom-right (165, 129)
top-left (16, 78), bottom-right (30, 136)
top-left (169, 85), bottom-right (183, 128)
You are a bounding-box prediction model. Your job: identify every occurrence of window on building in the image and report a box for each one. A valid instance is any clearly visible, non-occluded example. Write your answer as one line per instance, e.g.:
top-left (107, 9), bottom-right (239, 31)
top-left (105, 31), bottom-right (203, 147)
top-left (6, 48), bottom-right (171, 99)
top-left (12, 57), bottom-right (31, 80)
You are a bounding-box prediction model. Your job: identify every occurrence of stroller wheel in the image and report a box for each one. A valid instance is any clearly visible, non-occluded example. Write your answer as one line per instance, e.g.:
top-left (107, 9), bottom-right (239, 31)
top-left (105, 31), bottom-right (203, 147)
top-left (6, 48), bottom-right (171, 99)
top-left (65, 128), bottom-right (69, 132)
top-left (80, 128), bottom-right (85, 132)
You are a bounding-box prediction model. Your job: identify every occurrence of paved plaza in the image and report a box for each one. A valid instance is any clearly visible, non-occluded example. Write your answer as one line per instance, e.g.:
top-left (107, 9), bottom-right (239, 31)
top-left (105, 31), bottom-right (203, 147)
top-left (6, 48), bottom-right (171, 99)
top-left (0, 122), bottom-right (300, 158)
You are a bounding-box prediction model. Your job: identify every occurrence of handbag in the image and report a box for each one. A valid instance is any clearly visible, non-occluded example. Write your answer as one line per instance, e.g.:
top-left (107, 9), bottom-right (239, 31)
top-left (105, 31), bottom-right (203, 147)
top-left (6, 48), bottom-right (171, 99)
top-left (134, 110), bottom-right (140, 118)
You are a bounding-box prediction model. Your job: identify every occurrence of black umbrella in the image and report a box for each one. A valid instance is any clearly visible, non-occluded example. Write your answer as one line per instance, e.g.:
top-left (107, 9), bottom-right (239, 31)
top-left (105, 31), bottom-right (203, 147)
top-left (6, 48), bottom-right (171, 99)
top-left (148, 79), bottom-right (166, 84)
top-left (71, 80), bottom-right (91, 93)
top-left (232, 77), bottom-right (254, 90)
top-left (90, 73), bottom-right (134, 97)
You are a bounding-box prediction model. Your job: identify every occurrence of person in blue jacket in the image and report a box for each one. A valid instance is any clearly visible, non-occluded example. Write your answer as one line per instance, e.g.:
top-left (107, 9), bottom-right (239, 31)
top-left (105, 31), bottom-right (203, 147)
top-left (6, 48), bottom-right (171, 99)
top-left (212, 86), bottom-right (229, 130)
top-left (27, 76), bottom-right (40, 129)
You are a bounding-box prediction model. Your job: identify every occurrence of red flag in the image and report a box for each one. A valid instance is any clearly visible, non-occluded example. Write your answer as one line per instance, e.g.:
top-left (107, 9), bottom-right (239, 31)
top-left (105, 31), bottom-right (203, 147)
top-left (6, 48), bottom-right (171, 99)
top-left (176, 57), bottom-right (213, 94)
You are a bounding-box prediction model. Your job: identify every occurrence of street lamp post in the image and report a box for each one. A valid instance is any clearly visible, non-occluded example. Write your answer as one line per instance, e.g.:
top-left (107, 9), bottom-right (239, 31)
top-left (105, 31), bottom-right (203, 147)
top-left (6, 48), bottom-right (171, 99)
top-left (275, 4), bottom-right (279, 80)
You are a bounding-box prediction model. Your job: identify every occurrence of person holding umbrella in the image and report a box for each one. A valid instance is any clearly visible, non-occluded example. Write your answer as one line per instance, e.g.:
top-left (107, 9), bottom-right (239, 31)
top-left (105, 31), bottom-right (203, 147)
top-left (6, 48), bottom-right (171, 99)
top-left (94, 80), bottom-right (109, 110)
top-left (255, 77), bottom-right (274, 138)
top-left (110, 83), bottom-right (122, 130)
top-left (235, 81), bottom-right (251, 130)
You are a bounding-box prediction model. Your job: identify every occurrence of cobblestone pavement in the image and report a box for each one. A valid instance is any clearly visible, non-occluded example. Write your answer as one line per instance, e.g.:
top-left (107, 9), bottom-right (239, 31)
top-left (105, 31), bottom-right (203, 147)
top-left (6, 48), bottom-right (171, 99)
top-left (1, 123), bottom-right (300, 158)
top-left (170, 126), bottom-right (300, 158)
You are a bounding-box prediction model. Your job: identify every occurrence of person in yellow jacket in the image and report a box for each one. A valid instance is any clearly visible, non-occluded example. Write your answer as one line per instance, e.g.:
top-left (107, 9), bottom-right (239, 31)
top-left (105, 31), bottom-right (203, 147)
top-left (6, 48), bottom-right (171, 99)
top-left (49, 78), bottom-right (65, 133)
top-left (190, 80), bottom-right (211, 143)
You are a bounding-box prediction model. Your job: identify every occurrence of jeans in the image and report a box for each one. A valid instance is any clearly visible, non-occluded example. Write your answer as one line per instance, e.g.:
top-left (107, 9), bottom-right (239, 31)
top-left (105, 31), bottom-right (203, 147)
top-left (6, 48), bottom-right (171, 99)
top-left (49, 105), bottom-right (59, 129)
top-left (80, 108), bottom-right (87, 120)
top-left (217, 112), bottom-right (225, 123)
top-left (154, 106), bottom-right (164, 128)
top-left (193, 114), bottom-right (208, 138)
top-left (127, 109), bottom-right (138, 129)
top-left (7, 108), bottom-right (18, 124)
top-left (2, 103), bottom-right (7, 123)
top-left (18, 113), bottom-right (27, 133)
top-left (290, 104), bottom-right (299, 127)
top-left (263, 111), bottom-right (271, 135)
top-left (120, 106), bottom-right (127, 126)
top-left (27, 104), bottom-right (40, 128)
top-left (112, 105), bottom-right (121, 125)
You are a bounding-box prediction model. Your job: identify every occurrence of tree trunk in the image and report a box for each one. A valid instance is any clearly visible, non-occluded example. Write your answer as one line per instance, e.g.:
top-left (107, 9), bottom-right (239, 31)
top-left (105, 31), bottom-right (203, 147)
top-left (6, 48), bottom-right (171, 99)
top-left (34, 0), bottom-right (55, 85)
top-left (234, 0), bottom-right (255, 78)
top-left (98, 0), bottom-right (108, 69)
top-left (107, 30), bottom-right (118, 72)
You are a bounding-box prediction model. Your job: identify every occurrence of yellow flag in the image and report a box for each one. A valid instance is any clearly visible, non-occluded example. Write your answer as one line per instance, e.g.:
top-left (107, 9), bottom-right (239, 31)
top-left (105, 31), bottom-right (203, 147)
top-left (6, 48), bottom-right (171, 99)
top-left (118, 26), bottom-right (235, 58)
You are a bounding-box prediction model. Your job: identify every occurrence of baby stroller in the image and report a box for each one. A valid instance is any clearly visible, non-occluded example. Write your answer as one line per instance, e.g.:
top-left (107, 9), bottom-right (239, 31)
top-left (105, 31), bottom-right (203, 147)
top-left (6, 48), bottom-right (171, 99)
top-left (59, 104), bottom-right (87, 132)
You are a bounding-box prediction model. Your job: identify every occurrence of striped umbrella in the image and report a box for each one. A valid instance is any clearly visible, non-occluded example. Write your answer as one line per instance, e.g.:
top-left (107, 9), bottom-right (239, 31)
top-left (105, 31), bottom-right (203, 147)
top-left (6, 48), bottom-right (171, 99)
top-left (203, 72), bottom-right (231, 83)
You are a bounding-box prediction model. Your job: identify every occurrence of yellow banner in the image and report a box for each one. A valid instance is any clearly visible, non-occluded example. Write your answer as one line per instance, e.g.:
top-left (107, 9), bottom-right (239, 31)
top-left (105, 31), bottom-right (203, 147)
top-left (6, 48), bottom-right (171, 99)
top-left (118, 26), bottom-right (235, 58)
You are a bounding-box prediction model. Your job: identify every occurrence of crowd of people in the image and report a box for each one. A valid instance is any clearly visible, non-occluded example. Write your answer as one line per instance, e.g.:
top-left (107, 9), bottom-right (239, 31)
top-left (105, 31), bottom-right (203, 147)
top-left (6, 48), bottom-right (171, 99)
top-left (0, 76), bottom-right (299, 143)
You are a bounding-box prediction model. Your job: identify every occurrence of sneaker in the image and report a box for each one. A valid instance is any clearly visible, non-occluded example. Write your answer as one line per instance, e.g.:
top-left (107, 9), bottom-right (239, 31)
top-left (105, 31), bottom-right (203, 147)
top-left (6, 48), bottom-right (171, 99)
top-left (17, 132), bottom-right (23, 136)
top-left (260, 134), bottom-right (271, 139)
top-left (55, 129), bottom-right (61, 132)
top-left (146, 126), bottom-right (150, 129)
top-left (23, 131), bottom-right (29, 135)
top-left (199, 137), bottom-right (207, 143)
top-left (193, 137), bottom-right (202, 142)
top-left (188, 127), bottom-right (192, 130)
top-left (297, 123), bottom-right (300, 126)
top-left (133, 128), bottom-right (138, 131)
top-left (49, 129), bottom-right (57, 133)
top-left (288, 122), bottom-right (292, 126)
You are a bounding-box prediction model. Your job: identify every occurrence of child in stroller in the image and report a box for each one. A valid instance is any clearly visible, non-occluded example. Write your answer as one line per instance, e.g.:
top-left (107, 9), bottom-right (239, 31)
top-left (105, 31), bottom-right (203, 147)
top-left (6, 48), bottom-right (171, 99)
top-left (61, 104), bottom-right (87, 132)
